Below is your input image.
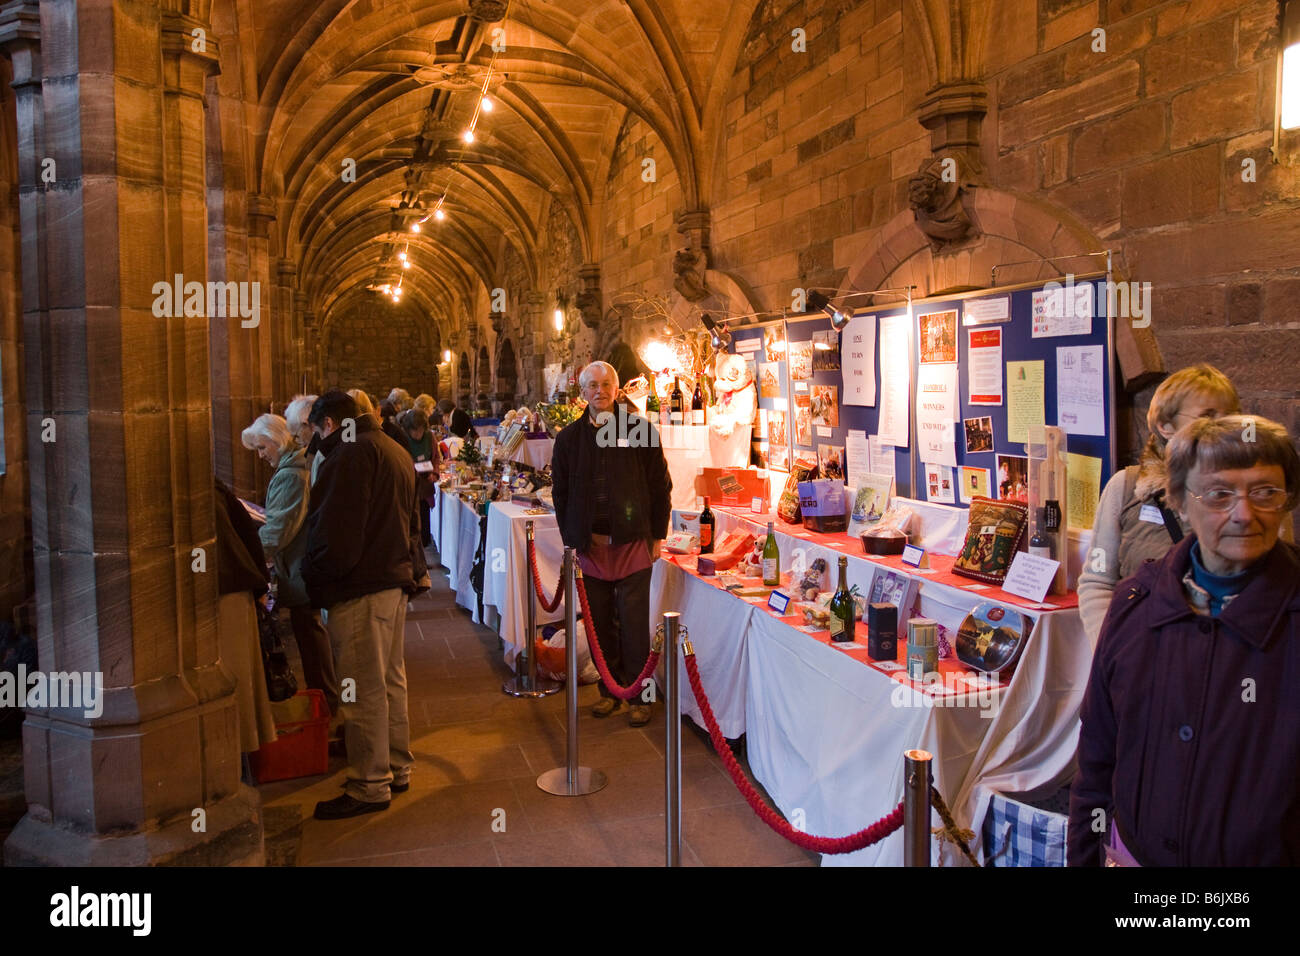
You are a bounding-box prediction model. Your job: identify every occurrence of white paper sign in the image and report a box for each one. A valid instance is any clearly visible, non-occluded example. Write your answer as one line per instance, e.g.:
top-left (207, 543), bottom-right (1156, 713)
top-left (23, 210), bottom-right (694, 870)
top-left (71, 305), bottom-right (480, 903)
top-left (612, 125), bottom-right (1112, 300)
top-left (736, 337), bottom-right (761, 354)
top-left (877, 314), bottom-right (910, 447)
top-left (1056, 344), bottom-right (1106, 436)
top-left (967, 328), bottom-right (1003, 406)
top-left (1002, 552), bottom-right (1062, 603)
top-left (869, 437), bottom-right (895, 478)
top-left (963, 296), bottom-right (1010, 324)
top-left (1032, 284), bottom-right (1093, 337)
top-left (917, 363), bottom-right (959, 467)
top-left (816, 426), bottom-right (832, 438)
top-left (845, 430), bottom-right (870, 488)
top-left (841, 313), bottom-right (877, 406)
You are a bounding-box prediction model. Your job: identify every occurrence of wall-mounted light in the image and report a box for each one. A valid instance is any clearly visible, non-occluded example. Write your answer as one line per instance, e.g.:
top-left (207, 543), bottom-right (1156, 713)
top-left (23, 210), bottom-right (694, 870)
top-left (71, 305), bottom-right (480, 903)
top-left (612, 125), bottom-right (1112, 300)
top-left (443, 349), bottom-right (452, 364)
top-left (1275, 1), bottom-right (1300, 160)
top-left (553, 308), bottom-right (565, 333)
top-left (701, 312), bottom-right (731, 350)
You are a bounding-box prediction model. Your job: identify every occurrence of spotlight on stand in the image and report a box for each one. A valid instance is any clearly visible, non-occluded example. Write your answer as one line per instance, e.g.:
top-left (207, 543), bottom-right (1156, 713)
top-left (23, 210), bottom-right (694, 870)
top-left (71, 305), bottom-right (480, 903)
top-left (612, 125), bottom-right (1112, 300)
top-left (804, 290), bottom-right (851, 331)
top-left (701, 312), bottom-right (731, 350)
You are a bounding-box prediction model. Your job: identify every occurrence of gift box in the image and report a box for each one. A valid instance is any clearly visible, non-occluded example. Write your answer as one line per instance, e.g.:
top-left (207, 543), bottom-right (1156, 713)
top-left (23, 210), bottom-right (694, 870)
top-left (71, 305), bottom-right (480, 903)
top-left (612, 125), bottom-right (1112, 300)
top-left (703, 530), bottom-right (755, 571)
top-left (665, 531), bottom-right (698, 554)
top-left (694, 467), bottom-right (768, 509)
top-left (797, 479), bottom-right (847, 533)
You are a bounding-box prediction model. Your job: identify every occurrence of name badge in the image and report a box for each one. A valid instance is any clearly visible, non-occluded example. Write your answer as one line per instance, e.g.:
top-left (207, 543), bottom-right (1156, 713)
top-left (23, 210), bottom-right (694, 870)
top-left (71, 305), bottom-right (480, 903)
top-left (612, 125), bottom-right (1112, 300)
top-left (1139, 504), bottom-right (1165, 525)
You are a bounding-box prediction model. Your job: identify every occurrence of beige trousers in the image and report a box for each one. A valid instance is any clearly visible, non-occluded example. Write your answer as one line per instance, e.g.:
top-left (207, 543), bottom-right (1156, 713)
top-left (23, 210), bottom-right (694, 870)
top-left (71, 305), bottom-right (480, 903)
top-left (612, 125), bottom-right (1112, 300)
top-left (325, 588), bottom-right (413, 802)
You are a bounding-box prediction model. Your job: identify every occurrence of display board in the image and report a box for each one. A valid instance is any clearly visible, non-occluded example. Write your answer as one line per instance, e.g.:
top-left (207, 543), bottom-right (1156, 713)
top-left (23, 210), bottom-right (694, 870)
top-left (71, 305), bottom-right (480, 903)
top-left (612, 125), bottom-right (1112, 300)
top-left (728, 275), bottom-right (1116, 530)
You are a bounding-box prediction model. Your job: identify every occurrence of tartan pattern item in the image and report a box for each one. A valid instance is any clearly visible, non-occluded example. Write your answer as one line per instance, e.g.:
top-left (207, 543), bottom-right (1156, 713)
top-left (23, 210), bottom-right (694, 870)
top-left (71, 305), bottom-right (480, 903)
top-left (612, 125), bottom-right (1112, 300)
top-left (982, 791), bottom-right (1067, 867)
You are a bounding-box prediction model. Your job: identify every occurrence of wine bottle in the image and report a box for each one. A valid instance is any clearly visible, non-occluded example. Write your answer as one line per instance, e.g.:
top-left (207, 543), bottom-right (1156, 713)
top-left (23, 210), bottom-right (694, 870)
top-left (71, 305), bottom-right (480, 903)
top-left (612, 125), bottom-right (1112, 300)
top-left (828, 556), bottom-right (855, 642)
top-left (699, 497), bottom-right (715, 554)
top-left (670, 377), bottom-right (684, 425)
top-left (691, 379), bottom-right (705, 425)
top-left (762, 521), bottom-right (780, 587)
top-left (646, 379), bottom-right (660, 418)
top-left (1029, 507), bottom-right (1053, 559)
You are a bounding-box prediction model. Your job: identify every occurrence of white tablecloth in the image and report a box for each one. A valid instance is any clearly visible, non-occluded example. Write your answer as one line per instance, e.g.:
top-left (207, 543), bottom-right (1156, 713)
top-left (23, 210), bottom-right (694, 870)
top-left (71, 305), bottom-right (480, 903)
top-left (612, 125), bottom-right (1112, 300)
top-left (648, 516), bottom-right (1091, 866)
top-left (658, 423), bottom-right (753, 510)
top-left (434, 486), bottom-right (486, 622)
top-left (510, 436), bottom-right (554, 470)
top-left (483, 501), bottom-right (565, 665)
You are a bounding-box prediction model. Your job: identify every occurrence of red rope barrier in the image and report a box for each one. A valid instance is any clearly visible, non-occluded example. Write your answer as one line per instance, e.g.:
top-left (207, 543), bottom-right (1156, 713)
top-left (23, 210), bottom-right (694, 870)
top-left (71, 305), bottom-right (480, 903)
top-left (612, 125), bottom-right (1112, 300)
top-left (574, 571), bottom-right (662, 701)
top-left (683, 654), bottom-right (904, 854)
top-left (526, 537), bottom-right (564, 613)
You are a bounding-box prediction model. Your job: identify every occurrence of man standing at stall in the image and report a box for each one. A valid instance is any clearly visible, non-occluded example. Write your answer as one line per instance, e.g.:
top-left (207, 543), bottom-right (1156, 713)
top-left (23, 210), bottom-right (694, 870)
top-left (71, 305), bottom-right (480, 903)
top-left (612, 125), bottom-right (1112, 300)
top-left (552, 361), bottom-right (672, 726)
top-left (301, 390), bottom-right (424, 819)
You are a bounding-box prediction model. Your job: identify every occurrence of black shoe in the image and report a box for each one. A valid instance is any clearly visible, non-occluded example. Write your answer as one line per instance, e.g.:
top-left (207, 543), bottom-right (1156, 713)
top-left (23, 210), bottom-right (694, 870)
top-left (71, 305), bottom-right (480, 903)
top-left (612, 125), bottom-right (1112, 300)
top-left (314, 794), bottom-right (389, 820)
top-left (390, 781), bottom-right (410, 794)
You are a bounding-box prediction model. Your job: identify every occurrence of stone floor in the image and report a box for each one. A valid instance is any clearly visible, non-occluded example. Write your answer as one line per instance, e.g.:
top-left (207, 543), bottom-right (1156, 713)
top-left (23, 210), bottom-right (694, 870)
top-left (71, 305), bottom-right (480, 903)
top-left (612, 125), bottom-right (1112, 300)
top-left (258, 545), bottom-right (819, 867)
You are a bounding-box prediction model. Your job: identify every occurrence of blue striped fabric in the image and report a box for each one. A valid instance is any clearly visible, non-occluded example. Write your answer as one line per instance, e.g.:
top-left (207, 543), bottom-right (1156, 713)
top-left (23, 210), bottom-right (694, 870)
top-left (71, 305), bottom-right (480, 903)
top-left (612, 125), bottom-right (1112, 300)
top-left (982, 792), bottom-right (1067, 867)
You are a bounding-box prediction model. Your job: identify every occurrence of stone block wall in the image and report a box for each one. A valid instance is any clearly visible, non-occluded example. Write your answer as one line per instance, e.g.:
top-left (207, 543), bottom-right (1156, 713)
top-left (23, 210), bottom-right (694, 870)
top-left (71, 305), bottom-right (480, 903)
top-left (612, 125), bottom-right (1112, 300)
top-left (320, 298), bottom-right (440, 404)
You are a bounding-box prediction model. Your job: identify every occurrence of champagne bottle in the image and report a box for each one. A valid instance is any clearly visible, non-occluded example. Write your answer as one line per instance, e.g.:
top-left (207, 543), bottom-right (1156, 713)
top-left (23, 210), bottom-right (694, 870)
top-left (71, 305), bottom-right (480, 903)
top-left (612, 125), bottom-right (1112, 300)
top-left (828, 556), bottom-right (855, 642)
top-left (670, 377), bottom-right (684, 425)
top-left (762, 521), bottom-right (780, 587)
top-left (699, 497), bottom-right (715, 554)
top-left (691, 379), bottom-right (705, 425)
top-left (646, 379), bottom-right (660, 417)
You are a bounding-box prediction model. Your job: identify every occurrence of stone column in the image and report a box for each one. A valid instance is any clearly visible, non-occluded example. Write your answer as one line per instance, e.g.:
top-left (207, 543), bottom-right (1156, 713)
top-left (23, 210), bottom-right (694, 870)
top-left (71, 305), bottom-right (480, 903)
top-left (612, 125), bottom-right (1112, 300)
top-left (522, 290), bottom-right (545, 402)
top-left (275, 258), bottom-right (296, 402)
top-left (1, 0), bottom-right (260, 865)
top-left (293, 290), bottom-right (309, 394)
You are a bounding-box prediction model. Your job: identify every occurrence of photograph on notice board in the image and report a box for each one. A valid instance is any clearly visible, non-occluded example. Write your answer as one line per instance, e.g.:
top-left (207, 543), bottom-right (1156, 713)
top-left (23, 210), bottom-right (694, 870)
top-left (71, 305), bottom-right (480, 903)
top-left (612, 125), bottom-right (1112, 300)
top-left (919, 309), bottom-right (958, 364)
top-left (925, 463), bottom-right (956, 504)
top-left (767, 409), bottom-right (787, 445)
top-left (810, 385), bottom-right (839, 427)
top-left (758, 362), bottom-right (781, 398)
top-left (770, 446), bottom-right (789, 472)
top-left (788, 340), bottom-right (814, 381)
top-left (812, 330), bottom-right (841, 370)
top-left (960, 466), bottom-right (991, 504)
top-left (996, 454), bottom-right (1030, 504)
top-left (794, 394), bottom-right (812, 446)
top-left (817, 444), bottom-right (845, 482)
top-left (963, 416), bottom-right (994, 453)
top-left (764, 326), bottom-right (787, 362)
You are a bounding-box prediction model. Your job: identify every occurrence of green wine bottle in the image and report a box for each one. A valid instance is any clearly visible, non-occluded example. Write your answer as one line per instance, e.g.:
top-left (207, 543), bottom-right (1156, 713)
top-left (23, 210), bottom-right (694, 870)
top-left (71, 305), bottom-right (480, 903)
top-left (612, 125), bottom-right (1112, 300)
top-left (762, 521), bottom-right (780, 587)
top-left (828, 555), bottom-right (855, 642)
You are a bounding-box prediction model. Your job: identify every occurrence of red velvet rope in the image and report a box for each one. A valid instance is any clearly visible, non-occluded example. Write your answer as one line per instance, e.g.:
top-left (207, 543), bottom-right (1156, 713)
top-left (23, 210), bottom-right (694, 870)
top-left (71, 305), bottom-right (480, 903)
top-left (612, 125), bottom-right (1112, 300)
top-left (574, 571), bottom-right (662, 701)
top-left (526, 537), bottom-right (564, 613)
top-left (683, 654), bottom-right (905, 854)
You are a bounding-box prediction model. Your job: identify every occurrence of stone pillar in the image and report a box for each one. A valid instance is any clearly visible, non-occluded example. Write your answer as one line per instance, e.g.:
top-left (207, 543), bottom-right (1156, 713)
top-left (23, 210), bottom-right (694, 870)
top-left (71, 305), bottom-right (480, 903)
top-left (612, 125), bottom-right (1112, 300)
top-left (275, 258), bottom-right (296, 402)
top-left (522, 291), bottom-right (545, 402)
top-left (293, 290), bottom-right (310, 394)
top-left (1, 0), bottom-right (260, 866)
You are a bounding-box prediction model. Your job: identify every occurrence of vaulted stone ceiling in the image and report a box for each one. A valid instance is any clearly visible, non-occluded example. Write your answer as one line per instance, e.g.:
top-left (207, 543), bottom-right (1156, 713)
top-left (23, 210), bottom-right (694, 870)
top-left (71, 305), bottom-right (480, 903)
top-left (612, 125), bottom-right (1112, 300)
top-left (232, 0), bottom-right (770, 345)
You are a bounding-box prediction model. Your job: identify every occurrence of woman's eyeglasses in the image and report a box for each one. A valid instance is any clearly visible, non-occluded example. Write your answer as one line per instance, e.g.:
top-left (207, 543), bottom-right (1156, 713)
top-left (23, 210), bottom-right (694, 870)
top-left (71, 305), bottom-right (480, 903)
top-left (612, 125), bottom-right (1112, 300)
top-left (1186, 486), bottom-right (1289, 513)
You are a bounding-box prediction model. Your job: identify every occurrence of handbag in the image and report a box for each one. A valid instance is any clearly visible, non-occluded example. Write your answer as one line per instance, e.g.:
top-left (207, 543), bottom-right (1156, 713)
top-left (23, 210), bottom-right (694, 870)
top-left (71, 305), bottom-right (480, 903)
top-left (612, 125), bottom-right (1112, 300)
top-left (256, 601), bottom-right (298, 702)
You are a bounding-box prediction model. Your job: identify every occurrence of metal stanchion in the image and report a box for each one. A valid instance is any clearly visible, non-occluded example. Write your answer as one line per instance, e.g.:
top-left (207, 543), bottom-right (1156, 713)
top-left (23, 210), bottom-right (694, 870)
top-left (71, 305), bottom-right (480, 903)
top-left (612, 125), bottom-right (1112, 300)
top-left (503, 521), bottom-right (561, 698)
top-left (904, 749), bottom-right (933, 866)
top-left (663, 612), bottom-right (682, 867)
top-left (537, 548), bottom-right (608, 796)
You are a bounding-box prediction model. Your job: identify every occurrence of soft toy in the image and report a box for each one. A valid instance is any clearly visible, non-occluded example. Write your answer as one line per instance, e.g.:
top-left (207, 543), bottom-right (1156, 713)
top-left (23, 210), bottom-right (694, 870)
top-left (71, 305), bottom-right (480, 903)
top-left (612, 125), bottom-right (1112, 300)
top-left (709, 352), bottom-right (757, 439)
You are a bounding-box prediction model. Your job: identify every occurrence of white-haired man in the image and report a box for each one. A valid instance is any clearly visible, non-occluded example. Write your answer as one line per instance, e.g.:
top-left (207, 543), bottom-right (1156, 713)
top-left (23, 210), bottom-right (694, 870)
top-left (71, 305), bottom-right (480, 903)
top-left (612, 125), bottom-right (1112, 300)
top-left (551, 361), bottom-right (672, 726)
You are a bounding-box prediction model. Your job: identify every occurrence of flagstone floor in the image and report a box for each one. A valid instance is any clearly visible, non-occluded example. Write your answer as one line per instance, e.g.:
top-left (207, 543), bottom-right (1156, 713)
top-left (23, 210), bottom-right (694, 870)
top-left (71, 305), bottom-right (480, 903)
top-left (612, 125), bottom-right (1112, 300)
top-left (259, 545), bottom-right (819, 867)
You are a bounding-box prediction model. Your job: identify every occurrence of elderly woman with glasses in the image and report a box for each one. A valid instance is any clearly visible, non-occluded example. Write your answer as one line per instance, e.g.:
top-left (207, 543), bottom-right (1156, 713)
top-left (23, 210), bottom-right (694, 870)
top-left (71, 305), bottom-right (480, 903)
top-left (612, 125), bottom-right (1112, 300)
top-left (1069, 414), bottom-right (1300, 866)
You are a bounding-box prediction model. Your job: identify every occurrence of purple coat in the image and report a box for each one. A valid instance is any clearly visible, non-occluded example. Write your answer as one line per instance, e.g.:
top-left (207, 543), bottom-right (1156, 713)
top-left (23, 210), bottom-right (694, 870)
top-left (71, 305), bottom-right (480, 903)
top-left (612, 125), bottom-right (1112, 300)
top-left (1068, 535), bottom-right (1300, 866)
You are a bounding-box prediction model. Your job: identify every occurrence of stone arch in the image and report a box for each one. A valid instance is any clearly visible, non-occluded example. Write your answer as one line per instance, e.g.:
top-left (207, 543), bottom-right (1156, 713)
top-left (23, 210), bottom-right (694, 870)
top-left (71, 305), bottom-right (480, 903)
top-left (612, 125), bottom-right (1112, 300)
top-left (476, 345), bottom-right (491, 411)
top-left (458, 352), bottom-right (472, 406)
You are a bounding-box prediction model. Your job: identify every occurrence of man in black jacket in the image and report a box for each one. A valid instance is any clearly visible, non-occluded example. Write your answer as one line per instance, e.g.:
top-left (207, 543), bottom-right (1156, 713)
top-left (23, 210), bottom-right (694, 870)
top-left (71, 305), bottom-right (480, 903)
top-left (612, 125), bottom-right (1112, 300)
top-left (301, 390), bottom-right (425, 819)
top-left (552, 362), bottom-right (671, 726)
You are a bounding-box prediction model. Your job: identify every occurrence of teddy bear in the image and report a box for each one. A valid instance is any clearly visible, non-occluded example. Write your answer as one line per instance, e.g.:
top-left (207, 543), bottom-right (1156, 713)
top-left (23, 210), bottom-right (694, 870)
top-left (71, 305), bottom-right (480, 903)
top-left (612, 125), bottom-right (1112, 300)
top-left (709, 352), bottom-right (758, 439)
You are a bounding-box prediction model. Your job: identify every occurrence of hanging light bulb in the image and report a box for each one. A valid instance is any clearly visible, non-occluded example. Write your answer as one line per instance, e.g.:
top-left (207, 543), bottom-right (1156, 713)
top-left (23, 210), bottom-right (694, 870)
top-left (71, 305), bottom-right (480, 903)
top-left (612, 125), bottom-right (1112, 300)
top-left (434, 208), bottom-right (446, 222)
top-left (462, 128), bottom-right (475, 143)
top-left (398, 251), bottom-right (407, 261)
top-left (480, 95), bottom-right (494, 112)
top-left (410, 222), bottom-right (421, 234)
top-left (402, 260), bottom-right (411, 269)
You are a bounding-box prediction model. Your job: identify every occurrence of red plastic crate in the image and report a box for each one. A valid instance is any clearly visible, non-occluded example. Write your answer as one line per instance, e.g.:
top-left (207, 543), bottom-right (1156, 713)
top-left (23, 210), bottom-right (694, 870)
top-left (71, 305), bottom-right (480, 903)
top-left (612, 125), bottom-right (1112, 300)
top-left (250, 689), bottom-right (329, 783)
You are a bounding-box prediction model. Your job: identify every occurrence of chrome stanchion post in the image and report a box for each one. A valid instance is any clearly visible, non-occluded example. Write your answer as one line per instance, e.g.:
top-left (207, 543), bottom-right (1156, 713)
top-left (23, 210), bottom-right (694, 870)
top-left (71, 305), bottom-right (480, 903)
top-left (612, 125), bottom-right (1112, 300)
top-left (904, 749), bottom-right (933, 867)
top-left (537, 548), bottom-right (607, 796)
top-left (663, 612), bottom-right (682, 867)
top-left (503, 520), bottom-right (560, 698)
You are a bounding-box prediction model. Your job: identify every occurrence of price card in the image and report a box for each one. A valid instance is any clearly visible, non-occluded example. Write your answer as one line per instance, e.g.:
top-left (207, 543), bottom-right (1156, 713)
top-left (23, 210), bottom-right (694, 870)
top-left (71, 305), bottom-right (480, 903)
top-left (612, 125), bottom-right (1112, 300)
top-left (901, 544), bottom-right (929, 568)
top-left (1002, 552), bottom-right (1061, 603)
top-left (767, 590), bottom-right (791, 615)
